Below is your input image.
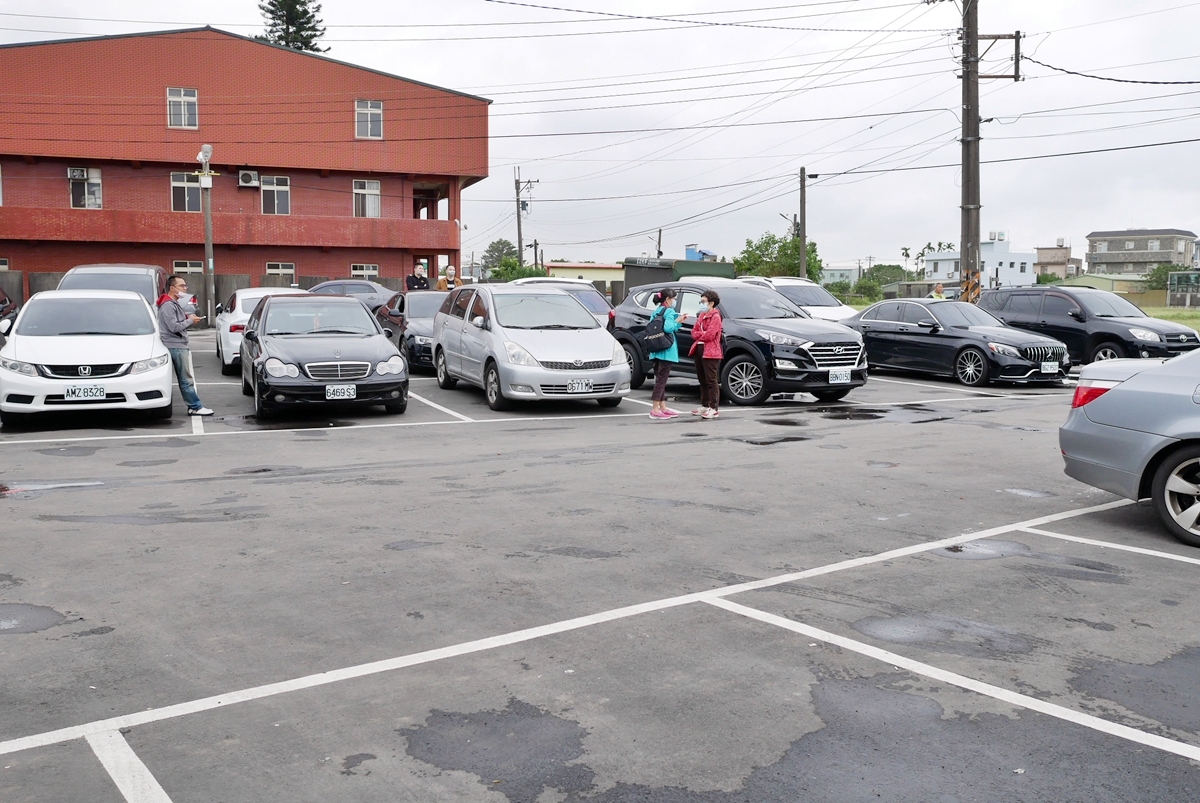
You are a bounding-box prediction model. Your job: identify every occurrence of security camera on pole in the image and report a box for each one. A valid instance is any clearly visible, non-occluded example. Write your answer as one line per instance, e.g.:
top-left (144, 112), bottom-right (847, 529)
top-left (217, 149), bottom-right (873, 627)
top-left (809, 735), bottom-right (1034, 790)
top-left (195, 144), bottom-right (218, 324)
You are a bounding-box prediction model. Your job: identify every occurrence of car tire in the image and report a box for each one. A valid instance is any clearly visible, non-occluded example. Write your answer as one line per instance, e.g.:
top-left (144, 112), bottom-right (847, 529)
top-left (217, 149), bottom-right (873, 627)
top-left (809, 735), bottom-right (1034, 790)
top-left (253, 382), bottom-right (272, 420)
top-left (218, 340), bottom-right (238, 376)
top-left (1089, 341), bottom-right (1126, 363)
top-left (955, 347), bottom-right (989, 386)
top-left (484, 362), bottom-right (511, 411)
top-left (1152, 445), bottom-right (1200, 548)
top-left (622, 341), bottom-right (645, 390)
top-left (597, 397), bottom-right (622, 408)
top-left (0, 410), bottom-right (29, 428)
top-left (436, 350), bottom-right (457, 389)
top-left (384, 398), bottom-right (407, 415)
top-left (812, 388), bottom-right (851, 403)
top-left (148, 401), bottom-right (173, 419)
top-left (721, 354), bottom-right (770, 406)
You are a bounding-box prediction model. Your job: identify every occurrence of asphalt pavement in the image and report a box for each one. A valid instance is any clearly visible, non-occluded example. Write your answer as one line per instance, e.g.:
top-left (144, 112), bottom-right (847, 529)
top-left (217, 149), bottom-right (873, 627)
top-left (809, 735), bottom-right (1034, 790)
top-left (2, 330), bottom-right (1198, 802)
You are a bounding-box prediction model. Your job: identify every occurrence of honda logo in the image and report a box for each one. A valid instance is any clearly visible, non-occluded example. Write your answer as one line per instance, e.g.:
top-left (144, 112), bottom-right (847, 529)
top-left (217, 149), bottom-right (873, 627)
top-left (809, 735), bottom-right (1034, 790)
top-left (78, 366), bottom-right (92, 376)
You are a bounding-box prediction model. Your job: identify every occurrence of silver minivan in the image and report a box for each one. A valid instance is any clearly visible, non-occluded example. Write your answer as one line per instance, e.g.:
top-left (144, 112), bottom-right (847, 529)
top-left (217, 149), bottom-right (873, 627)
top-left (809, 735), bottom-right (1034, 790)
top-left (433, 285), bottom-right (631, 410)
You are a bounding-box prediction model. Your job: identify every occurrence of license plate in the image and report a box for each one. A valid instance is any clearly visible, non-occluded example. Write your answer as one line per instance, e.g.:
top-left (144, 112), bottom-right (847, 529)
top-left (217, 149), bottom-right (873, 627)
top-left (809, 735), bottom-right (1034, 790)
top-left (567, 379), bottom-right (593, 393)
top-left (325, 384), bottom-right (356, 400)
top-left (64, 385), bottom-right (106, 400)
top-left (828, 369), bottom-right (851, 384)
top-left (1041, 361), bottom-right (1058, 374)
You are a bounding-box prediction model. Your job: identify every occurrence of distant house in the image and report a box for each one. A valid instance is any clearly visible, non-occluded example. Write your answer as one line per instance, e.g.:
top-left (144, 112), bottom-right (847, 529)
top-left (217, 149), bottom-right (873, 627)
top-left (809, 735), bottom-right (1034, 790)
top-left (822, 266), bottom-right (862, 286)
top-left (923, 232), bottom-right (1036, 289)
top-left (1033, 241), bottom-right (1083, 280)
top-left (1085, 229), bottom-right (1196, 275)
top-left (544, 262), bottom-right (622, 284)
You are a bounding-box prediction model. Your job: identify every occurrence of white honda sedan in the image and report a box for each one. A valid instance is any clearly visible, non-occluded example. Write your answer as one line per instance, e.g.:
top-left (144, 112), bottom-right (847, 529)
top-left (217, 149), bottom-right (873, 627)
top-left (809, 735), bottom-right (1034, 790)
top-left (214, 286), bottom-right (309, 375)
top-left (0, 290), bottom-right (172, 426)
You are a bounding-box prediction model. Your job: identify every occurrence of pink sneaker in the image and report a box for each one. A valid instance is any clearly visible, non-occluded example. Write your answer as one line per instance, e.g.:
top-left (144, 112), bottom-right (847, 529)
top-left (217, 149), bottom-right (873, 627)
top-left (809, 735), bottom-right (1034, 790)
top-left (662, 408), bottom-right (680, 418)
top-left (649, 409), bottom-right (670, 419)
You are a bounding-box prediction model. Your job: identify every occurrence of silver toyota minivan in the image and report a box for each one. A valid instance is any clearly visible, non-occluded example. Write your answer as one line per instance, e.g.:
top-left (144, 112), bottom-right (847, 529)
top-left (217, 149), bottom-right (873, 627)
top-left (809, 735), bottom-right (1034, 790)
top-left (433, 284), bottom-right (631, 410)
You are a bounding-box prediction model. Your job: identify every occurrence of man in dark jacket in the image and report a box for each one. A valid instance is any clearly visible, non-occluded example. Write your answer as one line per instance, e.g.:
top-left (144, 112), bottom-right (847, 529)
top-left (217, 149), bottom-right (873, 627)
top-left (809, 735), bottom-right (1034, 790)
top-left (157, 275), bottom-right (213, 416)
top-left (406, 265), bottom-right (430, 291)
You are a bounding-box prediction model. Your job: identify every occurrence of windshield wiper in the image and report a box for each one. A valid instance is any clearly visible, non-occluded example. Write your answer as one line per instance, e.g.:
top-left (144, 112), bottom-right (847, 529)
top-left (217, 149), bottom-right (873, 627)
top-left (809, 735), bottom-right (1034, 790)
top-left (530, 324), bottom-right (580, 329)
top-left (56, 331), bottom-right (134, 336)
top-left (310, 328), bottom-right (369, 334)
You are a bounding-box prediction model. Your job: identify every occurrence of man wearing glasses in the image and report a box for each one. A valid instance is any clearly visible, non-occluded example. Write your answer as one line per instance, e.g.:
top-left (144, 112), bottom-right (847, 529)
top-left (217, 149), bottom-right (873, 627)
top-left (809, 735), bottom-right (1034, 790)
top-left (157, 275), bottom-right (213, 416)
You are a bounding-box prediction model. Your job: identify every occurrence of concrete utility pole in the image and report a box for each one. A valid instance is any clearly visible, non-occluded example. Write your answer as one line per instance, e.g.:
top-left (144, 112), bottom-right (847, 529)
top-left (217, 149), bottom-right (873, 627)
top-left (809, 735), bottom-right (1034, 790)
top-left (514, 167), bottom-right (538, 267)
top-left (196, 144), bottom-right (216, 323)
top-left (656, 228), bottom-right (663, 258)
top-left (798, 167), bottom-right (807, 277)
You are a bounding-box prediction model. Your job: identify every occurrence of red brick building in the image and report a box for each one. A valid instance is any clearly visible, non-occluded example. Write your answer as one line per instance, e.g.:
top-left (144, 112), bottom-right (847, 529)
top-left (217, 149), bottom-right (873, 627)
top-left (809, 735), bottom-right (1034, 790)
top-left (0, 27), bottom-right (489, 299)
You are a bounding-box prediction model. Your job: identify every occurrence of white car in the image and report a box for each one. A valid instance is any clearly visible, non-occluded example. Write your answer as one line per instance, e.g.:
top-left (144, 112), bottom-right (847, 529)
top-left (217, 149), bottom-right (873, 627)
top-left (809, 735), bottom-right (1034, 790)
top-left (0, 290), bottom-right (173, 426)
top-left (511, 277), bottom-right (613, 328)
top-left (214, 286), bottom-right (308, 375)
top-left (736, 276), bottom-right (858, 322)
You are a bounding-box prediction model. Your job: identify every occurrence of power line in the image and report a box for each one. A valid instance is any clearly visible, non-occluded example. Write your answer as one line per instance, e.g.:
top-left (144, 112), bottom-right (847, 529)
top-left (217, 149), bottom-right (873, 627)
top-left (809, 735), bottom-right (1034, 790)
top-left (1024, 55), bottom-right (1200, 86)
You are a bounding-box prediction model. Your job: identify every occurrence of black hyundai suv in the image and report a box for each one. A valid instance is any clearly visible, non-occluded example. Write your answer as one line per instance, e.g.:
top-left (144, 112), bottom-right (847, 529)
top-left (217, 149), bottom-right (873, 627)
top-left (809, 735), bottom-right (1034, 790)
top-left (979, 286), bottom-right (1200, 364)
top-left (612, 279), bottom-right (867, 404)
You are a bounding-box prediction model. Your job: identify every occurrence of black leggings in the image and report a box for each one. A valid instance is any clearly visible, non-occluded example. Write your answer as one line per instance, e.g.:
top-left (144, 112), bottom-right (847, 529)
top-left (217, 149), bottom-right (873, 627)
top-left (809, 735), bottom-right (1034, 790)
top-left (651, 360), bottom-right (672, 401)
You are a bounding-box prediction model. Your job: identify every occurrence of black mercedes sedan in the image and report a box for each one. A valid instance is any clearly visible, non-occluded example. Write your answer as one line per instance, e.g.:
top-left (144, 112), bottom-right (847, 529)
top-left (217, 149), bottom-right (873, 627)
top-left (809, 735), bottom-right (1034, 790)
top-left (239, 295), bottom-right (408, 418)
top-left (375, 290), bottom-right (448, 371)
top-left (844, 298), bottom-right (1070, 386)
top-left (613, 279), bottom-right (867, 404)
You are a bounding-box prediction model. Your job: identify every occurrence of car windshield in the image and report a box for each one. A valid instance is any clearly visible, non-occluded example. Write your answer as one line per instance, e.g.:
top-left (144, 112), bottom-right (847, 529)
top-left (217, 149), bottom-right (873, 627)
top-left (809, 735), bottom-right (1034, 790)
top-left (263, 301), bottom-right (378, 335)
top-left (775, 285), bottom-right (841, 307)
top-left (563, 288), bottom-right (611, 314)
top-left (719, 287), bottom-right (808, 319)
top-left (494, 293), bottom-right (599, 329)
top-left (407, 293), bottom-right (448, 318)
top-left (17, 297), bottom-right (155, 336)
top-left (929, 302), bottom-right (1003, 328)
top-left (1078, 291), bottom-right (1146, 318)
top-left (58, 273), bottom-right (154, 303)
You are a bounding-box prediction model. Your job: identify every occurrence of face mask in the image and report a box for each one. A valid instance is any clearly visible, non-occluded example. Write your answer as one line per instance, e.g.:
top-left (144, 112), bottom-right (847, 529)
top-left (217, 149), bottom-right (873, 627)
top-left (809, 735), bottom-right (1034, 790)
top-left (699, 302), bottom-right (709, 311)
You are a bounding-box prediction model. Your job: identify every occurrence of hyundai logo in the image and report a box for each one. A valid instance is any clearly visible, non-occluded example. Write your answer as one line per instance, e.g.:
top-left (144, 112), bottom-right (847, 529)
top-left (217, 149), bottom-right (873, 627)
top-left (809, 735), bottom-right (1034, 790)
top-left (78, 366), bottom-right (92, 376)
top-left (831, 346), bottom-right (845, 355)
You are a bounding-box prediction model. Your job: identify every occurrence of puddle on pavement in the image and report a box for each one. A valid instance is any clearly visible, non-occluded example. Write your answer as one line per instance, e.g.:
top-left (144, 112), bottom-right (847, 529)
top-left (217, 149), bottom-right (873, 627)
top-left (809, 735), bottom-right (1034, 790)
top-left (759, 418), bottom-right (808, 427)
top-left (128, 439), bottom-right (199, 448)
top-left (34, 446), bottom-right (102, 457)
top-left (1004, 488), bottom-right (1056, 498)
top-left (340, 754), bottom-right (376, 776)
top-left (853, 613), bottom-right (1034, 656)
top-left (0, 603), bottom-right (65, 634)
top-left (680, 432), bottom-right (707, 438)
top-left (867, 461), bottom-right (898, 468)
top-left (225, 465), bottom-right (303, 476)
top-left (70, 626), bottom-right (115, 637)
top-left (384, 540), bottom-right (441, 551)
top-left (220, 415), bottom-right (356, 431)
top-left (0, 573), bottom-right (25, 589)
top-left (933, 538), bottom-right (1128, 584)
top-left (1071, 646), bottom-right (1200, 735)
top-left (934, 539), bottom-right (1033, 560)
top-left (739, 435), bottom-right (812, 445)
top-left (538, 546), bottom-right (621, 559)
top-left (118, 459), bottom-right (178, 467)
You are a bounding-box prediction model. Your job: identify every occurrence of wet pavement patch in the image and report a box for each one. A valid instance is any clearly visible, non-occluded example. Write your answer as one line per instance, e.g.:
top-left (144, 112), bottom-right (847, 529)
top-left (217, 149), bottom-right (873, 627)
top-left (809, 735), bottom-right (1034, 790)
top-left (1004, 488), bottom-right (1057, 498)
top-left (383, 540), bottom-right (440, 551)
top-left (538, 546), bottom-right (621, 559)
top-left (402, 698), bottom-right (595, 803)
top-left (34, 446), bottom-right (102, 457)
top-left (221, 415), bottom-right (356, 431)
top-left (339, 753), bottom-right (376, 776)
top-left (0, 573), bottom-right (24, 589)
top-left (1071, 646), bottom-right (1200, 735)
top-left (129, 439), bottom-right (199, 448)
top-left (738, 435), bottom-right (812, 446)
top-left (817, 443), bottom-right (846, 450)
top-left (71, 626), bottom-right (115, 637)
top-left (0, 604), bottom-right (65, 634)
top-left (932, 538), bottom-right (1128, 583)
top-left (852, 613), bottom-right (1035, 657)
top-left (1062, 617), bottom-right (1116, 632)
top-left (118, 459), bottom-right (178, 467)
top-left (37, 508), bottom-right (265, 526)
top-left (225, 465), bottom-right (303, 476)
top-left (680, 432), bottom-right (707, 437)
top-left (760, 418), bottom-right (807, 427)
top-left (867, 460), bottom-right (898, 468)
top-left (934, 539), bottom-right (1033, 560)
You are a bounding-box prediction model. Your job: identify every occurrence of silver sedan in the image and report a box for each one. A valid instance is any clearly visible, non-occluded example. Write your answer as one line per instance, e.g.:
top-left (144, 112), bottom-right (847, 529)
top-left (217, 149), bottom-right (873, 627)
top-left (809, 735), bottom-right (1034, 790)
top-left (1060, 348), bottom-right (1200, 547)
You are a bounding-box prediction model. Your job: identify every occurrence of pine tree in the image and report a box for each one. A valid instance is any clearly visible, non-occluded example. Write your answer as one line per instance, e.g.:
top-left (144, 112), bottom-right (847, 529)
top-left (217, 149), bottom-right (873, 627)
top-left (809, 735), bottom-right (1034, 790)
top-left (258, 0), bottom-right (328, 53)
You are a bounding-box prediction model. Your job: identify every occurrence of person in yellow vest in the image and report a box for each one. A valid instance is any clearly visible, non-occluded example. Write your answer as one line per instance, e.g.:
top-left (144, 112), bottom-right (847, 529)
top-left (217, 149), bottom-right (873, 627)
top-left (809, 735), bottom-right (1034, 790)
top-left (436, 265), bottom-right (463, 291)
top-left (929, 283), bottom-right (946, 300)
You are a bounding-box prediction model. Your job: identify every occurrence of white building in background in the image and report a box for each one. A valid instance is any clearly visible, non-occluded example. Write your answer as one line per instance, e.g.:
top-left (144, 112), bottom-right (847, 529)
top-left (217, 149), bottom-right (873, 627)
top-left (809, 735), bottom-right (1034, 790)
top-left (923, 231), bottom-right (1037, 289)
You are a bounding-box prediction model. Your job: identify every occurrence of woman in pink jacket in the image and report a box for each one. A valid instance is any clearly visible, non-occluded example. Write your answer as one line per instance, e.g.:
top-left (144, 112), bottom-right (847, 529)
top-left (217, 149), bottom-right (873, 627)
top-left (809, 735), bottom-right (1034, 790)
top-left (688, 289), bottom-right (724, 419)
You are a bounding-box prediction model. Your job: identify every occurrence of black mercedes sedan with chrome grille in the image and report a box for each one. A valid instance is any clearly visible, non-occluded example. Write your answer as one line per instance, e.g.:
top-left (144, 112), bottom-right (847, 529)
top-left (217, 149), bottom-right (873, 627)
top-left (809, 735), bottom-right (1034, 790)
top-left (612, 279), bottom-right (866, 404)
top-left (843, 298), bottom-right (1070, 387)
top-left (239, 295), bottom-right (408, 419)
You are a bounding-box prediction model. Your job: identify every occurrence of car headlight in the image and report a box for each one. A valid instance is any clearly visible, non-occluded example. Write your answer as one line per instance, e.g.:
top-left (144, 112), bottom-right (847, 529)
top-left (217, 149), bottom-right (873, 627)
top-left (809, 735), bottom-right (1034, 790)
top-left (987, 342), bottom-right (1020, 357)
top-left (504, 341), bottom-right (539, 367)
top-left (1129, 328), bottom-right (1161, 342)
top-left (0, 357), bottom-right (36, 376)
top-left (414, 335), bottom-right (433, 345)
top-left (131, 354), bottom-right (170, 374)
top-left (755, 329), bottom-right (812, 348)
top-left (612, 340), bottom-right (627, 365)
top-left (264, 357), bottom-right (299, 378)
top-left (376, 355), bottom-right (406, 375)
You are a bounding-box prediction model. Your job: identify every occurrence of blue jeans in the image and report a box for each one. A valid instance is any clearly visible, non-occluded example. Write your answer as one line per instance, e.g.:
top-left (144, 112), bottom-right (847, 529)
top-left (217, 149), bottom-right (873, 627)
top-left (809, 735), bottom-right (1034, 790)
top-left (168, 347), bottom-right (203, 411)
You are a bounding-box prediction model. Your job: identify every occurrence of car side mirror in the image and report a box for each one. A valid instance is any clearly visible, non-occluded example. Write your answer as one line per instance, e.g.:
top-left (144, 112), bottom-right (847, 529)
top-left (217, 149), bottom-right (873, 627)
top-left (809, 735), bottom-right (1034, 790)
top-left (471, 315), bottom-right (487, 329)
top-left (917, 319), bottom-right (940, 332)
top-left (243, 330), bottom-right (258, 343)
top-left (1068, 308), bottom-right (1085, 321)
top-left (0, 319), bottom-right (10, 335)
top-left (214, 303), bottom-right (223, 315)
top-left (383, 328), bottom-right (395, 339)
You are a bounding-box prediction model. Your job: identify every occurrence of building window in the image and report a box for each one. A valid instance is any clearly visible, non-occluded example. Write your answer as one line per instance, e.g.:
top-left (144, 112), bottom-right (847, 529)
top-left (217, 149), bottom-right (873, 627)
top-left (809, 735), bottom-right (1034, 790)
top-left (1125, 241), bottom-right (1135, 250)
top-left (172, 260), bottom-right (203, 274)
top-left (353, 180), bottom-right (381, 218)
top-left (0, 258), bottom-right (8, 270)
top-left (1009, 262), bottom-right (1015, 269)
top-left (953, 261), bottom-right (960, 271)
top-left (1020, 262), bottom-right (1026, 273)
top-left (167, 88), bottom-right (198, 129)
top-left (356, 100), bottom-right (383, 139)
top-left (171, 172), bottom-right (201, 212)
top-left (69, 167), bottom-right (102, 209)
top-left (930, 262), bottom-right (938, 274)
top-left (351, 263), bottom-right (379, 277)
top-left (1148, 239), bottom-right (1160, 251)
top-left (1095, 241), bottom-right (1107, 253)
top-left (261, 176), bottom-right (290, 215)
top-left (266, 262), bottom-right (295, 276)
top-left (1178, 240), bottom-right (1187, 253)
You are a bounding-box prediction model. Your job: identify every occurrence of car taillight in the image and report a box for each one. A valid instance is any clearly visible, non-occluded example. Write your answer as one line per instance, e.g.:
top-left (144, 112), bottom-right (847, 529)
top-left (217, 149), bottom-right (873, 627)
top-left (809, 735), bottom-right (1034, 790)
top-left (230, 324), bottom-right (245, 333)
top-left (608, 310), bottom-right (615, 320)
top-left (1071, 379), bottom-right (1119, 408)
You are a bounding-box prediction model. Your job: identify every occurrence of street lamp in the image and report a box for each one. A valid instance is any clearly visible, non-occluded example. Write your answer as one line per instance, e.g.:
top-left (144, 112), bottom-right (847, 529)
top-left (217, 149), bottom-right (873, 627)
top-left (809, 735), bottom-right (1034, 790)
top-left (195, 144), bottom-right (217, 324)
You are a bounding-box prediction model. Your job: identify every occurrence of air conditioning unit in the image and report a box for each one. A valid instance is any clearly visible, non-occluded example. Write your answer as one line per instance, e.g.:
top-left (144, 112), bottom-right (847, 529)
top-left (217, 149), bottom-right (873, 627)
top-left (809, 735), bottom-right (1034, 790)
top-left (238, 170), bottom-right (260, 188)
top-left (67, 167), bottom-right (88, 180)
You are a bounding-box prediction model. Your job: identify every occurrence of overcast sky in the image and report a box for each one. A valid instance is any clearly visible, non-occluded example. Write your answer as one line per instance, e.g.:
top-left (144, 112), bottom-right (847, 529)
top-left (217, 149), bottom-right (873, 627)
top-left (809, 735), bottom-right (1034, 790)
top-left (4, 0), bottom-right (1199, 268)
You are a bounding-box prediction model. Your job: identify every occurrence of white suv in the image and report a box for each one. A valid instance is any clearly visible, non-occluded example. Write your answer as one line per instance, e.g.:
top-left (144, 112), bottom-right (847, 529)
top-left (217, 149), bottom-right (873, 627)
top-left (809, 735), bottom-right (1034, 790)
top-left (736, 276), bottom-right (857, 322)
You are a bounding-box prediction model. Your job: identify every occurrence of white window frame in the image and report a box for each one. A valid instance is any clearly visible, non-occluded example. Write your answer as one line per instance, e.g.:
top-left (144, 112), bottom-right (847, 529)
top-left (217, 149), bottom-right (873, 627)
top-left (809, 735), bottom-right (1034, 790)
top-left (261, 176), bottom-right (290, 216)
top-left (353, 180), bottom-right (381, 218)
top-left (1125, 241), bottom-right (1136, 251)
top-left (355, 100), bottom-right (383, 139)
top-left (170, 172), bottom-right (201, 213)
top-left (1020, 262), bottom-right (1026, 273)
top-left (0, 258), bottom-right (9, 271)
top-left (172, 260), bottom-right (203, 274)
top-left (1095, 241), bottom-right (1107, 253)
top-left (1178, 240), bottom-right (1187, 253)
top-left (1148, 239), bottom-right (1160, 252)
top-left (167, 87), bottom-right (199, 129)
top-left (266, 262), bottom-right (295, 276)
top-left (350, 263), bottom-right (379, 277)
top-left (69, 167), bottom-right (103, 209)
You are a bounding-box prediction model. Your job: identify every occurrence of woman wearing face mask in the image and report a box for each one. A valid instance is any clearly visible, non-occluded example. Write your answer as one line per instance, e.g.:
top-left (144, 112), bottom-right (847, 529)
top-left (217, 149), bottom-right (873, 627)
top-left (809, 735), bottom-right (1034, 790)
top-left (688, 290), bottom-right (724, 419)
top-left (646, 288), bottom-right (689, 419)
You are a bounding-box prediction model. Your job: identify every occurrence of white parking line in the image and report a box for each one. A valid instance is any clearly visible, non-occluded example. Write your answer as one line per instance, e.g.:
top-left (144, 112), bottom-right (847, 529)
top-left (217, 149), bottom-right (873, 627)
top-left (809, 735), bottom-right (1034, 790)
top-left (85, 731), bottom-right (174, 803)
top-left (1020, 526), bottom-right (1200, 566)
top-left (190, 416), bottom-right (204, 435)
top-left (870, 376), bottom-right (1007, 396)
top-left (624, 397), bottom-right (654, 407)
top-left (408, 392), bottom-right (474, 422)
top-left (706, 598), bottom-right (1200, 763)
top-left (0, 498), bottom-right (1129, 758)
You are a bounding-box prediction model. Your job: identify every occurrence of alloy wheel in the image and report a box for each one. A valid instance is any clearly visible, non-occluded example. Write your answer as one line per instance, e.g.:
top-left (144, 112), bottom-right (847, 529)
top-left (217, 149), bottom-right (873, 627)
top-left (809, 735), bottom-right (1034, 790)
top-left (956, 350), bottom-right (984, 385)
top-left (728, 361), bottom-right (764, 400)
top-left (487, 371), bottom-right (499, 404)
top-left (1093, 345), bottom-right (1121, 361)
top-left (1164, 458), bottom-right (1200, 533)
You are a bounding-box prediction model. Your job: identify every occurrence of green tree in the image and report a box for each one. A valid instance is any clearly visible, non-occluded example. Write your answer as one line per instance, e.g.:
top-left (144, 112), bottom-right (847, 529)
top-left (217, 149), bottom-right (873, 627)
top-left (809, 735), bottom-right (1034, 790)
top-left (1036, 273), bottom-right (1060, 285)
top-left (258, 0), bottom-right (328, 52)
top-left (1145, 262), bottom-right (1180, 291)
top-left (825, 280), bottom-right (852, 299)
top-left (482, 239), bottom-right (518, 271)
top-left (852, 277), bottom-right (882, 302)
top-left (863, 263), bottom-right (907, 286)
top-left (734, 231), bottom-right (822, 282)
top-left (490, 255), bottom-right (547, 283)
